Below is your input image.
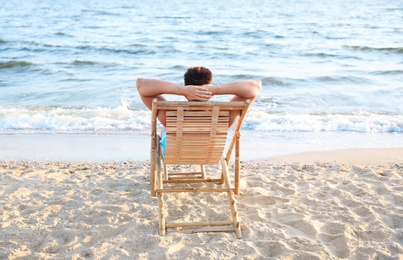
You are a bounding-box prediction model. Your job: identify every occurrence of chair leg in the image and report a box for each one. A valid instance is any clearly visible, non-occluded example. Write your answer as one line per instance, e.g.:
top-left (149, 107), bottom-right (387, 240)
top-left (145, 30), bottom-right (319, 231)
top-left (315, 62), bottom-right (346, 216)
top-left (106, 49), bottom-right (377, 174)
top-left (234, 131), bottom-right (241, 195)
top-left (220, 162), bottom-right (225, 185)
top-left (150, 157), bottom-right (157, 197)
top-left (158, 192), bottom-right (166, 235)
top-left (150, 132), bottom-right (158, 197)
top-left (228, 190), bottom-right (242, 239)
top-left (156, 135), bottom-right (162, 179)
top-left (200, 164), bottom-right (206, 179)
top-left (220, 157), bottom-right (242, 239)
top-left (157, 158), bottom-right (166, 235)
top-left (164, 164), bottom-right (168, 180)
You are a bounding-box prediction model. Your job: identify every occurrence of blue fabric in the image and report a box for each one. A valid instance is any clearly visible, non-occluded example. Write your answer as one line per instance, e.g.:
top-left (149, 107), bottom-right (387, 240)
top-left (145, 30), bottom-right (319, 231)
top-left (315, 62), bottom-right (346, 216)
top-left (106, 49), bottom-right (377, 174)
top-left (160, 132), bottom-right (166, 157)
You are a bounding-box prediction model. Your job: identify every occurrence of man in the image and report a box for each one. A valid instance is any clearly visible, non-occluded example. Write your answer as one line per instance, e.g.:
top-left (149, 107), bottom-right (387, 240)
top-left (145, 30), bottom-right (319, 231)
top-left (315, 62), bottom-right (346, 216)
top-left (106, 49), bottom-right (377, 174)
top-left (136, 66), bottom-right (261, 127)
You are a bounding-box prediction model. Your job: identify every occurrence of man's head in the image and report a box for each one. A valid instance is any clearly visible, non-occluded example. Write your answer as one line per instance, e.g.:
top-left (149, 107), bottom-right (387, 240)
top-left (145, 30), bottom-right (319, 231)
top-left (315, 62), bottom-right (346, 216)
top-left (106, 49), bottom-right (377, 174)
top-left (184, 66), bottom-right (212, 86)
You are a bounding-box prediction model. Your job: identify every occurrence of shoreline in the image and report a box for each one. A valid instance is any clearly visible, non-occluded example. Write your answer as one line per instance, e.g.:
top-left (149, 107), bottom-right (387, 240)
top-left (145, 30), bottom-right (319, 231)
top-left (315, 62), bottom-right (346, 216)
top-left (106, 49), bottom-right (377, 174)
top-left (261, 147), bottom-right (403, 165)
top-left (1, 132), bottom-right (402, 163)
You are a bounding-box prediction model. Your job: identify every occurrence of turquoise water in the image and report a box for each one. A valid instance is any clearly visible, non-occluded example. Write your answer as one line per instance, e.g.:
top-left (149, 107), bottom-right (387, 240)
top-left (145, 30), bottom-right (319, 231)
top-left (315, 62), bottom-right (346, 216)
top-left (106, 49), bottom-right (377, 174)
top-left (1, 0), bottom-right (402, 138)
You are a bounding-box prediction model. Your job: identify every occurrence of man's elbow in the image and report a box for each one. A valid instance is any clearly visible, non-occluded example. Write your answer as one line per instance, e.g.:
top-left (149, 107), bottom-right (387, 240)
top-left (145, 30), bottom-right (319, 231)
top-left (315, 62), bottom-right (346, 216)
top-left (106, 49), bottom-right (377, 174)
top-left (249, 80), bottom-right (262, 97)
top-left (254, 80), bottom-right (262, 91)
top-left (136, 78), bottom-right (145, 90)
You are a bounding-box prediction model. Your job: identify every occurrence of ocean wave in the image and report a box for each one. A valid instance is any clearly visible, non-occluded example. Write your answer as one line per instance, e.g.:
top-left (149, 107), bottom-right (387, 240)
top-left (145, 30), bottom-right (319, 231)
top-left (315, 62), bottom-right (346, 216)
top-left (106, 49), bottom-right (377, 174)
top-left (49, 60), bottom-right (119, 69)
top-left (0, 106), bottom-right (151, 133)
top-left (370, 70), bottom-right (403, 75)
top-left (0, 106), bottom-right (401, 134)
top-left (303, 52), bottom-right (339, 58)
top-left (344, 45), bottom-right (403, 54)
top-left (154, 15), bottom-right (192, 20)
top-left (72, 60), bottom-right (97, 66)
top-left (54, 32), bottom-right (72, 37)
top-left (312, 75), bottom-right (372, 85)
top-left (0, 61), bottom-right (33, 69)
top-left (261, 77), bottom-right (299, 87)
top-left (261, 77), bottom-right (287, 86)
top-left (247, 112), bottom-right (403, 133)
top-left (260, 77), bottom-right (311, 87)
top-left (6, 40), bottom-right (161, 57)
top-left (75, 45), bottom-right (159, 55)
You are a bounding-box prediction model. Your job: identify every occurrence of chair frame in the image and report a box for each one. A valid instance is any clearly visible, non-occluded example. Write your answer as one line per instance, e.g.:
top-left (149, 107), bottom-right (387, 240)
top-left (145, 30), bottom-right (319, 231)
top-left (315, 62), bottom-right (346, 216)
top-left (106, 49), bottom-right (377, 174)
top-left (149, 99), bottom-right (251, 238)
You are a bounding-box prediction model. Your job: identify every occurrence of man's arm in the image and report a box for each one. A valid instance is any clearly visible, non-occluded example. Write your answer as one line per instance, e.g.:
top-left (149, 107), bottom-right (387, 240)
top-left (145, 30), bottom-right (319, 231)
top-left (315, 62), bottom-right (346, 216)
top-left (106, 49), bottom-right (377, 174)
top-left (207, 80), bottom-right (262, 127)
top-left (209, 80), bottom-right (262, 103)
top-left (136, 78), bottom-right (213, 126)
top-left (136, 78), bottom-right (212, 110)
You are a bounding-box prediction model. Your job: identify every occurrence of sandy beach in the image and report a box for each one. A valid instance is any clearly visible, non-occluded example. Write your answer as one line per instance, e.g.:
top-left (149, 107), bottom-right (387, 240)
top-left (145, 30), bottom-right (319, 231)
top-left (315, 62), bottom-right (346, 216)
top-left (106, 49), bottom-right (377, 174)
top-left (1, 148), bottom-right (402, 259)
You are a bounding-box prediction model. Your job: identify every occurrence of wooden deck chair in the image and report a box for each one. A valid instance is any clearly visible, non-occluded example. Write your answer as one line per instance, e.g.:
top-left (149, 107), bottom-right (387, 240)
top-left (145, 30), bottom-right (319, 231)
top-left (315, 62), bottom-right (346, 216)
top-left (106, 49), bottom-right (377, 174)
top-left (149, 98), bottom-right (252, 239)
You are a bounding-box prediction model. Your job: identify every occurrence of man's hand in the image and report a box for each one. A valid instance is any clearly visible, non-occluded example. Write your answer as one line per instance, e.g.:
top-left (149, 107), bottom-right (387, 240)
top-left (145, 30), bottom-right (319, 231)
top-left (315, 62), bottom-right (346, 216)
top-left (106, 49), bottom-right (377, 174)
top-left (183, 85), bottom-right (213, 101)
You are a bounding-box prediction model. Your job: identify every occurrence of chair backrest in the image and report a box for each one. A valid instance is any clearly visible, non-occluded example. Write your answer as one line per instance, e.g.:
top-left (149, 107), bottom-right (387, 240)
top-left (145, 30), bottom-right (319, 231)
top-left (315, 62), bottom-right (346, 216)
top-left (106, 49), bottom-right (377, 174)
top-left (152, 100), bottom-right (251, 165)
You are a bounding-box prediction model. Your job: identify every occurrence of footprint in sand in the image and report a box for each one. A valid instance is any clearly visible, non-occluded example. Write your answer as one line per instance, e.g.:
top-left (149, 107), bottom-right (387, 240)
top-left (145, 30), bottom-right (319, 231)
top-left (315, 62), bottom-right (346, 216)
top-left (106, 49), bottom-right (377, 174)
top-left (352, 206), bottom-right (373, 218)
top-left (273, 212), bottom-right (317, 238)
top-left (382, 212), bottom-right (403, 229)
top-left (271, 184), bottom-right (295, 196)
top-left (319, 222), bottom-right (350, 259)
top-left (340, 197), bottom-right (361, 208)
top-left (254, 241), bottom-right (287, 258)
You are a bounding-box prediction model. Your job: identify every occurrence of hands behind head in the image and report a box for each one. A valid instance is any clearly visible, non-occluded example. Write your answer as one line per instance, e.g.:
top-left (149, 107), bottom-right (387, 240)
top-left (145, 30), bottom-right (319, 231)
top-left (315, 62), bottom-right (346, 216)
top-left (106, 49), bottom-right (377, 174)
top-left (183, 85), bottom-right (213, 101)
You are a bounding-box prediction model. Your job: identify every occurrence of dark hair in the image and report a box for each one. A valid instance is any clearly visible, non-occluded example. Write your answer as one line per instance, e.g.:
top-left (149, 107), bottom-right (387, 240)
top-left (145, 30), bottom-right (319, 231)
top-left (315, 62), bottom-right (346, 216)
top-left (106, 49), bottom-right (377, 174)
top-left (184, 66), bottom-right (212, 85)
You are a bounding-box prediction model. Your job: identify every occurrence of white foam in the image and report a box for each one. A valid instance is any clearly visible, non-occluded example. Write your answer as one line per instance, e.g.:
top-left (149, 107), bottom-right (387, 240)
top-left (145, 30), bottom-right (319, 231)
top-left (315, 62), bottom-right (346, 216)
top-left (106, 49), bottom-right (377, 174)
top-left (0, 105), bottom-right (151, 133)
top-left (246, 111), bottom-right (403, 133)
top-left (0, 106), bottom-right (402, 134)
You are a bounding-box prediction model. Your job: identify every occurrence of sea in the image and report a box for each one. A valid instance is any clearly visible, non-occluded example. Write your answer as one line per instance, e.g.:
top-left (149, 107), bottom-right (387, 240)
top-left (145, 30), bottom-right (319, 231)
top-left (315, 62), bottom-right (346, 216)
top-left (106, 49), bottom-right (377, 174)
top-left (1, 0), bottom-right (402, 161)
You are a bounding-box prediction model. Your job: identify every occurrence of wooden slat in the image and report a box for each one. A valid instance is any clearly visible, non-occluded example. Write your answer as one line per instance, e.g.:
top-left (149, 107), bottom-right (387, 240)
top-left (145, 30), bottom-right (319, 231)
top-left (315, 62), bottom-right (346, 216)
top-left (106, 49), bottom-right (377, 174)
top-left (164, 157), bottom-right (223, 162)
top-left (166, 220), bottom-right (234, 228)
top-left (164, 159), bottom-right (221, 164)
top-left (166, 116), bottom-right (229, 121)
top-left (165, 128), bottom-right (227, 133)
top-left (155, 187), bottom-right (232, 193)
top-left (167, 139), bottom-right (227, 144)
top-left (164, 147), bottom-right (226, 151)
top-left (166, 124), bottom-right (226, 129)
top-left (174, 229), bottom-right (236, 235)
top-left (166, 111), bottom-right (229, 117)
top-left (165, 150), bottom-right (225, 155)
top-left (165, 145), bottom-right (226, 151)
top-left (166, 140), bottom-right (226, 144)
top-left (205, 106), bottom-right (220, 162)
top-left (180, 136), bottom-right (227, 139)
top-left (157, 100), bottom-right (248, 110)
top-left (167, 172), bottom-right (204, 175)
top-left (174, 107), bottom-right (184, 160)
top-left (163, 179), bottom-right (222, 184)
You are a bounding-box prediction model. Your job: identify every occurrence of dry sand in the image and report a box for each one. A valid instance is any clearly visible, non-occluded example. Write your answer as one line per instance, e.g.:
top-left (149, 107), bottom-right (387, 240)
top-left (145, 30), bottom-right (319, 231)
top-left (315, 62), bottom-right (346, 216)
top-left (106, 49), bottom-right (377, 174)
top-left (0, 148), bottom-right (402, 259)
